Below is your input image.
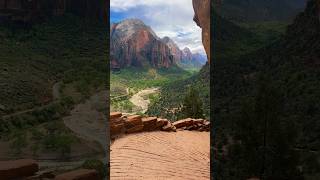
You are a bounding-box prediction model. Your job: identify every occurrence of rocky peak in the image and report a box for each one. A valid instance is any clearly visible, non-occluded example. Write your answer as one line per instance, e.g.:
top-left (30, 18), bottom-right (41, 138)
top-left (111, 19), bottom-right (158, 41)
top-left (161, 36), bottom-right (183, 62)
top-left (183, 47), bottom-right (192, 55)
top-left (110, 19), bottom-right (175, 69)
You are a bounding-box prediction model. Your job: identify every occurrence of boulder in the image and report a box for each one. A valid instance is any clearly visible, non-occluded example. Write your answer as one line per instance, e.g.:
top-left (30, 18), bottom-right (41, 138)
top-left (194, 119), bottom-right (204, 125)
top-left (142, 117), bottom-right (157, 131)
top-left (110, 112), bottom-right (122, 120)
top-left (55, 169), bottom-right (99, 180)
top-left (156, 118), bottom-right (168, 128)
top-left (203, 121), bottom-right (210, 128)
top-left (172, 118), bottom-right (194, 128)
top-left (162, 122), bottom-right (176, 132)
top-left (110, 123), bottom-right (124, 136)
top-left (110, 117), bottom-right (124, 126)
top-left (126, 125), bottom-right (144, 134)
top-left (125, 115), bottom-right (142, 128)
top-left (0, 159), bottom-right (38, 179)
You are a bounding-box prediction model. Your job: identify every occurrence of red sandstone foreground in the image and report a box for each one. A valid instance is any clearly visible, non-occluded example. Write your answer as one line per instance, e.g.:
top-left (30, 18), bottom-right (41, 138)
top-left (110, 112), bottom-right (210, 180)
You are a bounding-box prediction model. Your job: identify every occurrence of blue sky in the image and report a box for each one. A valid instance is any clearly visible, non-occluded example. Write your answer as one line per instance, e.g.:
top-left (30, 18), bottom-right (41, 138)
top-left (110, 0), bottom-right (206, 55)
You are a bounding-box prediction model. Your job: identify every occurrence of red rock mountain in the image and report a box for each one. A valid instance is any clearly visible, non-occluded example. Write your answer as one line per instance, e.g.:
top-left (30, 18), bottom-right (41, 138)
top-left (182, 47), bottom-right (193, 62)
top-left (161, 37), bottom-right (206, 68)
top-left (161, 36), bottom-right (183, 63)
top-left (110, 19), bottom-right (207, 69)
top-left (110, 19), bottom-right (174, 69)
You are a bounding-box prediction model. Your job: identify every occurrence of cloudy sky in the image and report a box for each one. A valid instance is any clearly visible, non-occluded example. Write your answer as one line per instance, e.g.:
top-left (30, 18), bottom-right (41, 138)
top-left (110, 0), bottom-right (205, 55)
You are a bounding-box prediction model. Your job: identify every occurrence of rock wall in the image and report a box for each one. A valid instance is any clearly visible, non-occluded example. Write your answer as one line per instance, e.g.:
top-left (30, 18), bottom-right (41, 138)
top-left (110, 19), bottom-right (175, 69)
top-left (110, 112), bottom-right (210, 138)
top-left (0, 159), bottom-right (38, 179)
top-left (0, 159), bottom-right (99, 179)
top-left (0, 0), bottom-right (106, 23)
top-left (192, 0), bottom-right (211, 62)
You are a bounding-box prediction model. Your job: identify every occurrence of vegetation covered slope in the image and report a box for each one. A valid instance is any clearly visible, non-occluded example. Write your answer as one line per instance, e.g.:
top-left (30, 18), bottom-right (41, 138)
top-left (0, 15), bottom-right (108, 161)
top-left (147, 12), bottom-right (287, 121)
top-left (213, 0), bottom-right (320, 179)
top-left (214, 0), bottom-right (305, 22)
top-left (0, 15), bottom-right (107, 116)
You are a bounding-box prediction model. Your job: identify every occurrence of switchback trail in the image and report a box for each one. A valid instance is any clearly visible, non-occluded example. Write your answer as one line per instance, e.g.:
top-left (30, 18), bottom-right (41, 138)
top-left (63, 90), bottom-right (108, 149)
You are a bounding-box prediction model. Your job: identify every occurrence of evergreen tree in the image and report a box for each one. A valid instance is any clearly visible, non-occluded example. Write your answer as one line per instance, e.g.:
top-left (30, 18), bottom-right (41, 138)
top-left (225, 75), bottom-right (302, 180)
top-left (180, 86), bottom-right (205, 119)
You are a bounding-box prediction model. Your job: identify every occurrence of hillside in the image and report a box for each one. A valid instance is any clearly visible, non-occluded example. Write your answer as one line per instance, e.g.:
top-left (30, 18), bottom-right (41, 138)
top-left (0, 15), bottom-right (107, 116)
top-left (0, 0), bottom-right (107, 23)
top-left (0, 14), bottom-right (108, 173)
top-left (214, 0), bottom-right (306, 22)
top-left (214, 0), bottom-right (320, 179)
top-left (147, 10), bottom-right (287, 122)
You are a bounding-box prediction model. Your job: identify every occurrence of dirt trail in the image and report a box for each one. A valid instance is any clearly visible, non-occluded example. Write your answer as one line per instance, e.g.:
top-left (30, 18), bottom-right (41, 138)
top-left (52, 82), bottom-right (62, 100)
top-left (63, 91), bottom-right (107, 149)
top-left (2, 82), bottom-right (61, 119)
top-left (129, 88), bottom-right (159, 113)
top-left (110, 131), bottom-right (210, 180)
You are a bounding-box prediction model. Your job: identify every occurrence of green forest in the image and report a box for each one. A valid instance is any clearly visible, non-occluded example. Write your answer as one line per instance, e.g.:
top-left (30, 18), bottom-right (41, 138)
top-left (213, 0), bottom-right (320, 179)
top-left (0, 14), bottom-right (107, 174)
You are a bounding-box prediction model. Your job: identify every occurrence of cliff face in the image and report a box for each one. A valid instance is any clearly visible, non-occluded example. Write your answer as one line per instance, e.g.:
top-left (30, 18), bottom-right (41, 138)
top-left (192, 0), bottom-right (210, 62)
top-left (162, 37), bottom-right (207, 68)
top-left (0, 0), bottom-right (106, 23)
top-left (110, 19), bottom-right (174, 69)
top-left (161, 36), bottom-right (183, 63)
top-left (182, 47), bottom-right (193, 62)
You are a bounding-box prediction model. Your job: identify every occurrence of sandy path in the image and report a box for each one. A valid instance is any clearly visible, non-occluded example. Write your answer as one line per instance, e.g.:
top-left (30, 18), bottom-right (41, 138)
top-left (110, 131), bottom-right (210, 180)
top-left (2, 82), bottom-right (61, 119)
top-left (52, 82), bottom-right (62, 100)
top-left (63, 91), bottom-right (107, 149)
top-left (129, 88), bottom-right (159, 113)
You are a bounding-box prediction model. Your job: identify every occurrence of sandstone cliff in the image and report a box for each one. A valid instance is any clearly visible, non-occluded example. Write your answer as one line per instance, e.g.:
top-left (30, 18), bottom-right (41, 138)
top-left (193, 0), bottom-right (210, 62)
top-left (110, 19), bottom-right (175, 69)
top-left (162, 37), bottom-right (207, 68)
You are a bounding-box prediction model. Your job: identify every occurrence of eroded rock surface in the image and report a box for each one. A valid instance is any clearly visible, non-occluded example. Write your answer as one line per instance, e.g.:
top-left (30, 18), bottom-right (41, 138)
top-left (110, 112), bottom-right (210, 137)
top-left (193, 0), bottom-right (211, 62)
top-left (0, 159), bottom-right (38, 179)
top-left (110, 131), bottom-right (210, 180)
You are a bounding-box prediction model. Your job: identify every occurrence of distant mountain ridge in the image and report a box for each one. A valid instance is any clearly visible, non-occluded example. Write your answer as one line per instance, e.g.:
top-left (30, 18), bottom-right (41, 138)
top-left (110, 19), bottom-right (206, 70)
top-left (161, 37), bottom-right (207, 68)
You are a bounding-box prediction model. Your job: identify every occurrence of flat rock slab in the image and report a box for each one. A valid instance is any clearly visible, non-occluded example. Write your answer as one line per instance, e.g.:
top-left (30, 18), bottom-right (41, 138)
top-left (0, 159), bottom-right (38, 179)
top-left (55, 169), bottom-right (98, 180)
top-left (173, 118), bottom-right (194, 128)
top-left (125, 115), bottom-right (142, 128)
top-left (110, 112), bottom-right (122, 119)
top-left (142, 117), bottom-right (157, 131)
top-left (111, 131), bottom-right (210, 180)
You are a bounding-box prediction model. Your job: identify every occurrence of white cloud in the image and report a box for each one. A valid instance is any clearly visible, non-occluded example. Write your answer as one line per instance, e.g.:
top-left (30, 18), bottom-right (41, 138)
top-left (111, 0), bottom-right (190, 12)
top-left (111, 0), bottom-right (206, 55)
